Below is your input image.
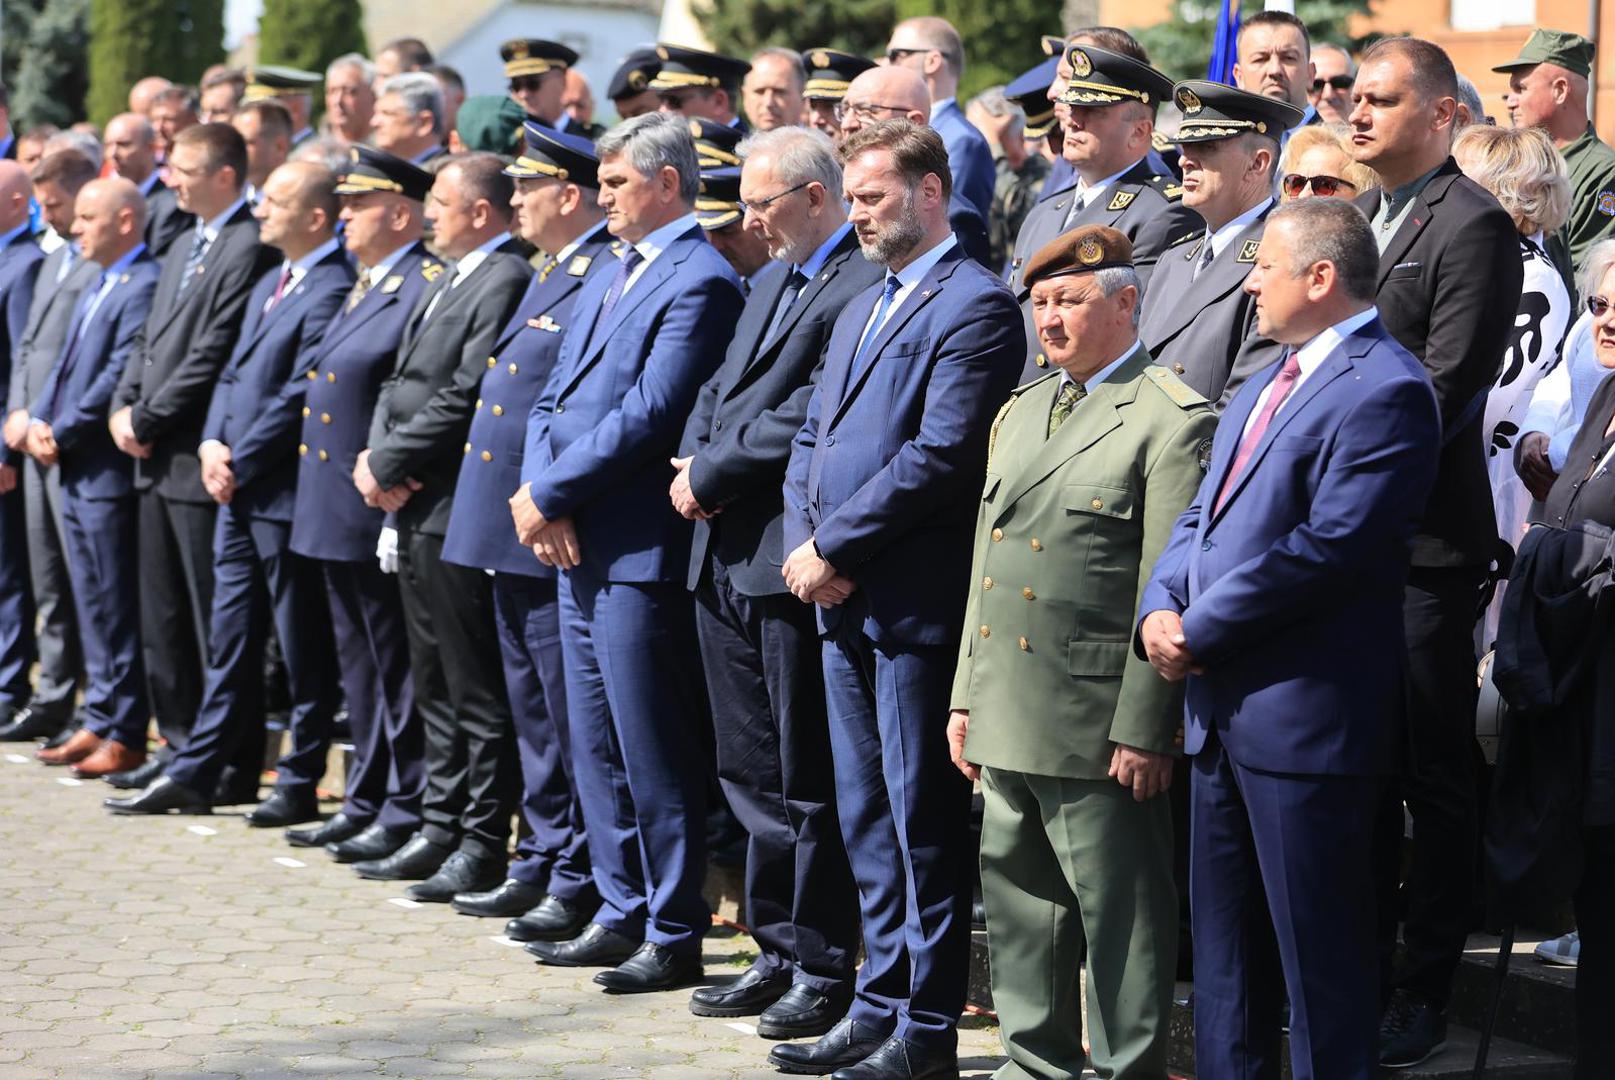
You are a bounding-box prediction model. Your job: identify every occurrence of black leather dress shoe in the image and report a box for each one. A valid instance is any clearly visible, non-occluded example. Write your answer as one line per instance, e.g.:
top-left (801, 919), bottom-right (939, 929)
top-left (505, 894), bottom-right (591, 942)
top-left (104, 757), bottom-right (164, 790)
top-left (245, 788), bottom-right (319, 828)
top-left (327, 822), bottom-right (413, 863)
top-left (286, 812), bottom-right (366, 848)
top-left (757, 982), bottom-right (852, 1039)
top-left (525, 922), bottom-right (639, 967)
top-left (104, 775), bottom-right (212, 816)
top-left (406, 851), bottom-right (506, 902)
top-left (594, 943), bottom-right (702, 993)
top-left (829, 1037), bottom-right (958, 1080)
top-left (353, 833), bottom-right (451, 881)
top-left (769, 1018), bottom-right (888, 1075)
top-left (0, 705), bottom-right (69, 742)
top-left (212, 770), bottom-right (261, 806)
top-left (689, 966), bottom-right (791, 1017)
top-left (451, 878), bottom-right (546, 918)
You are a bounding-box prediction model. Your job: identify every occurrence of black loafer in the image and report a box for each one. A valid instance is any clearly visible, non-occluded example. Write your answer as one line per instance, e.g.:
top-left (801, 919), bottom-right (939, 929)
top-left (689, 965), bottom-right (791, 1017)
top-left (594, 942), bottom-right (702, 993)
top-left (286, 812), bottom-right (367, 848)
top-left (245, 788), bottom-right (320, 828)
top-left (103, 757), bottom-right (164, 790)
top-left (769, 1018), bottom-right (888, 1075)
top-left (406, 851), bottom-right (507, 903)
top-left (327, 823), bottom-right (413, 863)
top-left (526, 922), bottom-right (639, 968)
top-left (451, 878), bottom-right (547, 918)
top-left (757, 982), bottom-right (852, 1039)
top-left (505, 894), bottom-right (592, 942)
top-left (104, 775), bottom-right (212, 816)
top-left (352, 833), bottom-right (451, 881)
top-left (829, 1036), bottom-right (958, 1080)
top-left (0, 705), bottom-right (70, 742)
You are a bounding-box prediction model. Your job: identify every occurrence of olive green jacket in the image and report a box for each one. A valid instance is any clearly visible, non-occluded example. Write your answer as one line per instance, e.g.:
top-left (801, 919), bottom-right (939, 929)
top-left (951, 344), bottom-right (1217, 778)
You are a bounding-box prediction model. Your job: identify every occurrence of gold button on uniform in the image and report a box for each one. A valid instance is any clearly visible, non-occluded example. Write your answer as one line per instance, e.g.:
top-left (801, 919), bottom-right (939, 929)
top-left (1018, 636), bottom-right (1030, 651)
top-left (1022, 587), bottom-right (1035, 600)
top-left (481, 450), bottom-right (492, 462)
top-left (1173, 363), bottom-right (1186, 375)
top-left (1091, 498), bottom-right (1103, 510)
top-left (327, 372), bottom-right (336, 382)
top-left (982, 577), bottom-right (993, 590)
top-left (318, 449), bottom-right (328, 461)
top-left (320, 413), bottom-right (331, 424)
top-left (508, 362), bottom-right (519, 374)
top-left (476, 398), bottom-right (483, 409)
top-left (1030, 538), bottom-right (1042, 551)
top-left (492, 405), bottom-right (504, 416)
top-left (298, 443), bottom-right (308, 456)
top-left (991, 528), bottom-right (1004, 542)
top-left (1034, 354), bottom-right (1048, 368)
top-left (306, 370), bottom-right (317, 381)
top-left (463, 442), bottom-right (472, 454)
top-left (487, 357), bottom-right (497, 369)
top-left (302, 406), bottom-right (310, 417)
top-left (979, 626), bottom-right (990, 638)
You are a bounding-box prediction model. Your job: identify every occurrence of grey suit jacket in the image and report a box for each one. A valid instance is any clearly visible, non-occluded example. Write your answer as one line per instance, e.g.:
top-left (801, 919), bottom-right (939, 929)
top-left (7, 247), bottom-right (98, 415)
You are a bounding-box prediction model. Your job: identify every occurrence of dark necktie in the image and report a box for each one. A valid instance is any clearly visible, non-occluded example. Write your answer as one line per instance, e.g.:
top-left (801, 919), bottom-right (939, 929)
top-left (598, 247), bottom-right (644, 325)
top-left (1215, 349), bottom-right (1302, 513)
top-left (174, 225), bottom-right (208, 303)
top-left (1193, 238), bottom-right (1215, 281)
top-left (762, 269), bottom-right (808, 347)
top-left (849, 275), bottom-right (901, 381)
top-left (1047, 379), bottom-right (1087, 437)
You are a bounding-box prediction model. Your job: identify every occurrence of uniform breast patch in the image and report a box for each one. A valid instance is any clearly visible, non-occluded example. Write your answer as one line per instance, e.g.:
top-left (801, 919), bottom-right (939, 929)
top-left (1599, 190), bottom-right (1615, 217)
top-left (1107, 190), bottom-right (1136, 212)
top-left (1237, 239), bottom-right (1260, 263)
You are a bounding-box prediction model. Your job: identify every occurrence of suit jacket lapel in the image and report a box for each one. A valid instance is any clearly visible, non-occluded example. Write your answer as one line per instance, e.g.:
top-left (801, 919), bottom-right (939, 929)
top-left (582, 236), bottom-right (688, 364)
top-left (752, 232), bottom-right (860, 364)
top-left (163, 203), bottom-right (255, 323)
top-left (318, 249), bottom-right (421, 352)
top-left (826, 252), bottom-right (958, 431)
top-left (1372, 163), bottom-right (1458, 287)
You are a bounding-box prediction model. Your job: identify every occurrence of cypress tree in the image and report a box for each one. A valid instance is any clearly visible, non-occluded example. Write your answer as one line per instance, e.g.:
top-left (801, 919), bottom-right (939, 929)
top-left (256, 0), bottom-right (367, 76)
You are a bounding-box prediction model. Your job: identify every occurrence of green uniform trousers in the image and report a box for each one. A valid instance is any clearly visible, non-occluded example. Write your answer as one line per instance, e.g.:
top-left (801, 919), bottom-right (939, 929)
top-left (980, 766), bottom-right (1178, 1080)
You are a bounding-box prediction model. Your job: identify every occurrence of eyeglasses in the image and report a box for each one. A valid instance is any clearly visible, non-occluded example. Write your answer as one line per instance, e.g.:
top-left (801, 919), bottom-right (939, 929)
top-left (1588, 295), bottom-right (1614, 317)
top-left (740, 180), bottom-right (812, 215)
top-left (1282, 172), bottom-right (1357, 198)
top-left (1310, 75), bottom-right (1354, 93)
top-left (886, 47), bottom-right (929, 64)
top-left (510, 76), bottom-right (548, 94)
top-left (833, 101), bottom-right (909, 124)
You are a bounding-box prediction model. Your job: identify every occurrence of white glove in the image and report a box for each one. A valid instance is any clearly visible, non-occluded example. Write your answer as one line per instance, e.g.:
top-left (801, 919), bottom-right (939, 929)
top-left (376, 526), bottom-right (399, 574)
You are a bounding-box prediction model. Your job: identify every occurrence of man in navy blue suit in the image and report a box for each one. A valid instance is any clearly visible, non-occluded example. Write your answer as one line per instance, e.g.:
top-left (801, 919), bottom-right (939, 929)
top-left (106, 161), bottom-right (352, 817)
top-left (885, 18), bottom-right (995, 220)
top-left (279, 146), bottom-right (440, 861)
top-left (24, 179), bottom-right (156, 772)
top-left (1137, 198), bottom-right (1442, 1080)
top-left (514, 112), bottom-right (744, 993)
top-left (776, 119), bottom-right (1022, 1080)
top-left (440, 125), bottom-right (612, 937)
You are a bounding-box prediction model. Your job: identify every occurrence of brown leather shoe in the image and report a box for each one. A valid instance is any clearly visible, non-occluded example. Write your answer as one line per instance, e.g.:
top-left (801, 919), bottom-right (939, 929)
top-left (71, 740), bottom-right (146, 779)
top-left (37, 728), bottom-right (101, 766)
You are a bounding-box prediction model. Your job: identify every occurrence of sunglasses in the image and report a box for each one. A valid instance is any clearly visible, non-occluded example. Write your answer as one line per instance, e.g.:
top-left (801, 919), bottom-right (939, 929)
top-left (1282, 172), bottom-right (1357, 197)
top-left (1311, 75), bottom-right (1354, 93)
top-left (1588, 295), bottom-right (1614, 317)
top-left (886, 47), bottom-right (930, 64)
top-left (509, 76), bottom-right (548, 93)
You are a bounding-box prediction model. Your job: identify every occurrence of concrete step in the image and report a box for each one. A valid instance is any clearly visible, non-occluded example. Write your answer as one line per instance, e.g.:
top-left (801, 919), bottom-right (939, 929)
top-left (1449, 934), bottom-right (1578, 1058)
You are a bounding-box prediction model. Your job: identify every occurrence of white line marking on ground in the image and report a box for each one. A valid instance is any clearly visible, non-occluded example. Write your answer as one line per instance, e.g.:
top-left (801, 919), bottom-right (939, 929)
top-left (490, 935), bottom-right (526, 948)
top-left (387, 897), bottom-right (423, 909)
top-left (725, 1022), bottom-right (757, 1036)
top-left (55, 777), bottom-right (82, 786)
top-left (273, 856), bottom-right (306, 868)
top-left (186, 825), bottom-right (217, 836)
top-left (5, 754), bottom-right (29, 764)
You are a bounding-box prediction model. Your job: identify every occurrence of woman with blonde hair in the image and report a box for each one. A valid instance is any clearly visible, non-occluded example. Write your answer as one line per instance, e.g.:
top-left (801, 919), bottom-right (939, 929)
top-left (1276, 123), bottom-right (1380, 200)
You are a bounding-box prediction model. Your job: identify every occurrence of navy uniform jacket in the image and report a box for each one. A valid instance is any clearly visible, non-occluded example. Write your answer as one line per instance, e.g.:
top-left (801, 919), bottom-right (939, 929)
top-left (113, 202), bottom-right (279, 503)
top-left (783, 243), bottom-right (1023, 646)
top-left (680, 226), bottom-right (882, 596)
top-left (368, 237), bottom-right (531, 537)
top-left (1138, 203), bottom-right (1284, 408)
top-left (31, 254), bottom-right (162, 500)
top-left (0, 229), bottom-right (44, 468)
top-left (1007, 158), bottom-right (1199, 379)
top-left (933, 100), bottom-right (996, 221)
top-left (200, 245), bottom-right (354, 522)
top-left (442, 223), bottom-right (614, 576)
top-left (523, 223), bottom-right (745, 583)
top-left (288, 243), bottom-right (439, 563)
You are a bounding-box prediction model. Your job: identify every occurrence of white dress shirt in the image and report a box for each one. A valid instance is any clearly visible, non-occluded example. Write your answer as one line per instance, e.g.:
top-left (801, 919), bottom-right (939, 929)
top-left (855, 233), bottom-right (958, 348)
top-left (622, 212), bottom-right (700, 297)
top-left (1240, 305), bottom-right (1379, 439)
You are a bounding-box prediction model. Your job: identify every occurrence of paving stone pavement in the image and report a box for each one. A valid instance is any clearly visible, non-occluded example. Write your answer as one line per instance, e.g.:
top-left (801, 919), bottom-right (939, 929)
top-left (0, 755), bottom-right (1009, 1079)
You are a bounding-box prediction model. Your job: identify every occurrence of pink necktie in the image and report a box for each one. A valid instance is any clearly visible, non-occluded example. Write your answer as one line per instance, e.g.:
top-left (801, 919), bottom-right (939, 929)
top-left (1215, 350), bottom-right (1301, 514)
top-left (264, 267), bottom-right (292, 313)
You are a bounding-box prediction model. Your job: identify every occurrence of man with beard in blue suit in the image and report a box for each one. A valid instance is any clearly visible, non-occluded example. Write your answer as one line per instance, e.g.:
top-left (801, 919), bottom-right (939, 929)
top-left (441, 124), bottom-right (611, 939)
top-left (775, 119), bottom-right (1022, 1080)
top-left (107, 161), bottom-right (352, 819)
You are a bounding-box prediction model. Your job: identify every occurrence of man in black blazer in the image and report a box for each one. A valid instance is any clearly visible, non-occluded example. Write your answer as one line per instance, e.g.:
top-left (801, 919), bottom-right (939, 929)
top-left (673, 126), bottom-right (872, 1036)
top-left (350, 152), bottom-right (531, 898)
top-left (110, 123), bottom-right (279, 784)
top-left (1349, 37), bottom-right (1525, 1068)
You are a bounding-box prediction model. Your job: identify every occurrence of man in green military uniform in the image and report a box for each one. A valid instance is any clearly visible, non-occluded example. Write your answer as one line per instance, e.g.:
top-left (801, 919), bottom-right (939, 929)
top-left (1496, 29), bottom-right (1615, 272)
top-left (947, 224), bottom-right (1215, 1080)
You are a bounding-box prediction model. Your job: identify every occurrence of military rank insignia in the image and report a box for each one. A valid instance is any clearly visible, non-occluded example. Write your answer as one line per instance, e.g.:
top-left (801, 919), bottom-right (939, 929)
top-left (422, 263), bottom-right (445, 282)
top-left (1107, 191), bottom-right (1136, 212)
top-left (1237, 239), bottom-right (1261, 263)
top-left (566, 254), bottom-right (593, 276)
top-left (380, 276), bottom-right (403, 294)
top-left (1599, 190), bottom-right (1615, 217)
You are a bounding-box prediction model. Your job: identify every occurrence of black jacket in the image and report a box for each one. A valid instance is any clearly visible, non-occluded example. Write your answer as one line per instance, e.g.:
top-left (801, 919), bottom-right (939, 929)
top-left (145, 180), bottom-right (194, 258)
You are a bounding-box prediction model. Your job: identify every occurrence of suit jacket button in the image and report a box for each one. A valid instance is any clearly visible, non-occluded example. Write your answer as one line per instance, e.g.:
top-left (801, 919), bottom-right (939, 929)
top-left (1030, 538), bottom-right (1042, 551)
top-left (302, 406), bottom-right (311, 417)
top-left (318, 450), bottom-right (328, 461)
top-left (1201, 540), bottom-right (1212, 551)
top-left (306, 370), bottom-right (317, 381)
top-left (481, 450), bottom-right (492, 462)
top-left (1022, 586), bottom-right (1034, 600)
top-left (991, 528), bottom-right (1003, 542)
top-left (492, 405), bottom-right (503, 416)
top-left (321, 412), bottom-right (331, 424)
top-left (983, 577), bottom-right (993, 590)
top-left (464, 442), bottom-right (472, 454)
top-left (327, 372), bottom-right (336, 382)
top-left (555, 403), bottom-right (565, 413)
top-left (713, 420), bottom-right (722, 431)
top-left (298, 443), bottom-right (308, 456)
top-left (1173, 363), bottom-right (1185, 374)
top-left (979, 625), bottom-right (990, 638)
top-left (508, 362), bottom-right (518, 374)
top-left (1018, 636), bottom-right (1030, 651)
top-left (826, 434), bottom-right (836, 446)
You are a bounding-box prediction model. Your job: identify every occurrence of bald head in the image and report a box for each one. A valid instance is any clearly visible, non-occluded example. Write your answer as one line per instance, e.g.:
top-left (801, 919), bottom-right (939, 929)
top-left (845, 67), bottom-right (931, 126)
top-left (73, 177), bottom-right (147, 266)
top-left (0, 161), bottom-right (32, 233)
top-left (130, 76), bottom-right (173, 116)
top-left (887, 16), bottom-right (965, 98)
top-left (104, 112), bottom-right (159, 184)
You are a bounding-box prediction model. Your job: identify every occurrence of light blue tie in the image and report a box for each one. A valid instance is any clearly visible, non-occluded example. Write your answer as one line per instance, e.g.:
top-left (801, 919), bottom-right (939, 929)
top-left (849, 275), bottom-right (901, 380)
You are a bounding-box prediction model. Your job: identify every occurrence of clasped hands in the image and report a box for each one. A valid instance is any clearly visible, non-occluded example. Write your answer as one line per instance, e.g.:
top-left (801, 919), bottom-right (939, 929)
top-left (782, 538), bottom-right (855, 608)
top-left (353, 448), bottom-right (421, 513)
top-left (1139, 609), bottom-right (1203, 682)
top-left (200, 442), bottom-right (235, 504)
top-left (509, 481), bottom-right (580, 570)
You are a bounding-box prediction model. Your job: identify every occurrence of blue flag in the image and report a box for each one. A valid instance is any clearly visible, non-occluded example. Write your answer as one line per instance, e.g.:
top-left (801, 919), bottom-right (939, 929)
top-left (1207, 0), bottom-right (1241, 84)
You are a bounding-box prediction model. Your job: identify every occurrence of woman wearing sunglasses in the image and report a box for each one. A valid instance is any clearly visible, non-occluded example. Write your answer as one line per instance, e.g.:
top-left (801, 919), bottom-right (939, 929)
top-left (1277, 123), bottom-right (1380, 201)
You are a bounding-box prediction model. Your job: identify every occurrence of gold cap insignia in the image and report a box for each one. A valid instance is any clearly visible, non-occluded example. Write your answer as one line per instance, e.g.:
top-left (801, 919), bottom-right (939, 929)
top-left (1068, 48), bottom-right (1092, 78)
top-left (1077, 237), bottom-right (1104, 265)
top-left (509, 40), bottom-right (529, 59)
top-left (628, 70), bottom-right (647, 91)
top-left (812, 50), bottom-right (830, 68)
top-left (656, 46), bottom-right (670, 60)
top-left (1177, 88), bottom-right (1202, 114)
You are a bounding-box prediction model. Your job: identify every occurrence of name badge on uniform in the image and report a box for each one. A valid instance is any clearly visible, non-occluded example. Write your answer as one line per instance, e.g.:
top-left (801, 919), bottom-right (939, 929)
top-left (528, 315), bottom-right (562, 333)
top-left (381, 276), bottom-right (404, 294)
top-left (566, 255), bottom-right (593, 276)
top-left (1107, 190), bottom-right (1136, 212)
top-left (1237, 239), bottom-right (1260, 263)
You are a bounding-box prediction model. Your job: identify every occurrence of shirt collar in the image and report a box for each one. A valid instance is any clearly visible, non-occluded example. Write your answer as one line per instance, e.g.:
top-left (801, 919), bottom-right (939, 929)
top-left (888, 232), bottom-right (956, 291)
top-left (1077, 157), bottom-right (1144, 205)
top-left (1061, 338), bottom-right (1144, 389)
top-left (99, 242), bottom-right (148, 280)
top-left (199, 197), bottom-right (248, 242)
top-left (1292, 104), bottom-right (1317, 130)
top-left (284, 237), bottom-right (340, 279)
top-left (932, 97), bottom-right (956, 115)
top-left (409, 145), bottom-right (443, 166)
top-left (366, 240), bottom-right (417, 286)
top-left (553, 219), bottom-right (610, 266)
top-left (1294, 305), bottom-right (1379, 370)
top-left (797, 220), bottom-right (853, 281)
top-left (1383, 163), bottom-right (1444, 219)
top-left (452, 232), bottom-right (511, 281)
top-left (1206, 197), bottom-right (1272, 257)
top-left (0, 222), bottom-right (29, 248)
top-left (632, 212), bottom-right (699, 265)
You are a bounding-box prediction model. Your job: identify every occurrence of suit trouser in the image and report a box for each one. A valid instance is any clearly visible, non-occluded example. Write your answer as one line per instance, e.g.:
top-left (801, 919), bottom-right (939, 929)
top-left (1374, 565), bottom-right (1484, 1011)
top-left (320, 558), bottom-right (421, 831)
top-left (979, 766), bottom-right (1176, 1080)
top-left (23, 458), bottom-right (79, 715)
top-left (559, 569), bottom-right (710, 952)
top-left (397, 525), bottom-right (519, 861)
top-left (694, 558), bottom-right (858, 990)
top-left (1575, 824), bottom-right (1615, 1079)
top-left (823, 625), bottom-right (971, 1054)
top-left (0, 473), bottom-right (34, 705)
top-left (167, 507), bottom-right (339, 797)
top-left (58, 491), bottom-right (146, 746)
top-left (136, 490), bottom-right (217, 754)
top-left (1191, 735), bottom-right (1381, 1080)
top-left (492, 572), bottom-right (590, 899)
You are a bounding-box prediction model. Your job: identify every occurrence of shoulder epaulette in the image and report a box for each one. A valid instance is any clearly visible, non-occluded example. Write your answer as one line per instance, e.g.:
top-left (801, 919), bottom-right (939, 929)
top-left (421, 261), bottom-right (445, 282)
top-left (988, 374), bottom-right (1059, 463)
top-left (1142, 365), bottom-right (1209, 410)
top-left (1146, 173), bottom-right (1185, 201)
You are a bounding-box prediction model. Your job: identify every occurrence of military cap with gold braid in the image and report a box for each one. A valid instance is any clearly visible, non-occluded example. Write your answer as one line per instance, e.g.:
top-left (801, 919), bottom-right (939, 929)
top-left (1058, 44), bottom-right (1174, 108)
top-left (802, 47), bottom-right (876, 102)
top-left (696, 167), bottom-right (745, 230)
top-left (1023, 224), bottom-right (1135, 289)
top-left (243, 64), bottom-right (321, 102)
top-left (609, 48), bottom-right (662, 101)
top-left (501, 39), bottom-right (579, 80)
top-left (504, 121), bottom-right (600, 187)
top-left (1170, 79), bottom-right (1303, 143)
top-left (650, 44), bottom-right (751, 91)
top-left (334, 144), bottom-right (433, 201)
top-left (689, 117), bottom-right (744, 169)
top-left (1005, 58), bottom-right (1060, 139)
